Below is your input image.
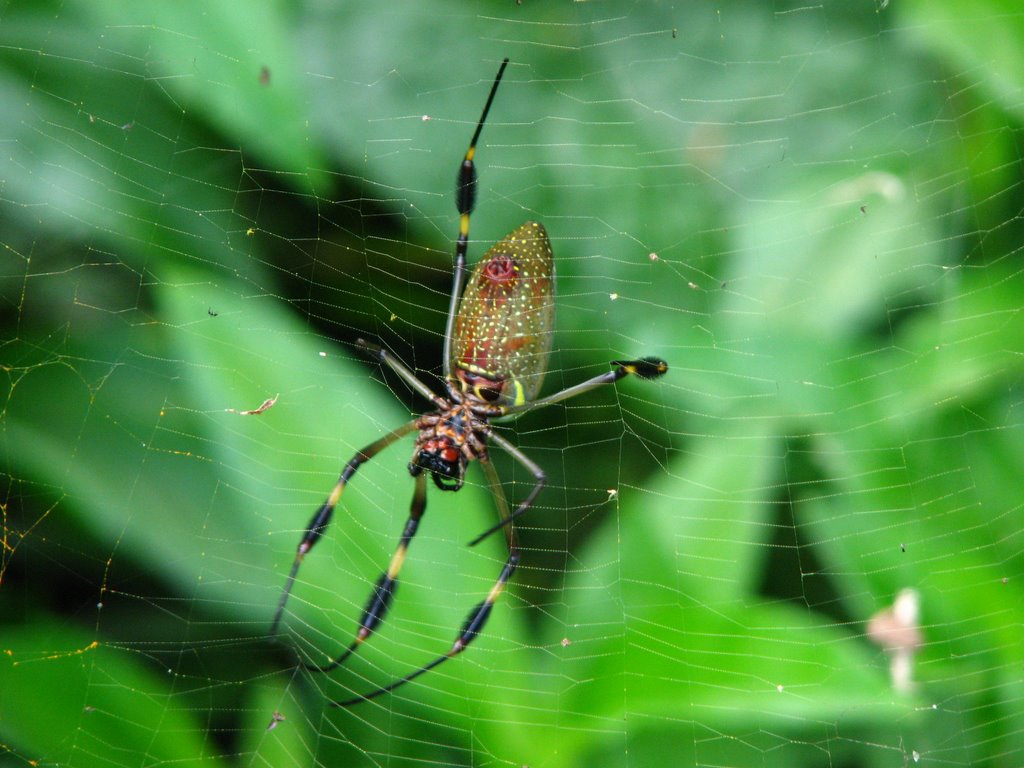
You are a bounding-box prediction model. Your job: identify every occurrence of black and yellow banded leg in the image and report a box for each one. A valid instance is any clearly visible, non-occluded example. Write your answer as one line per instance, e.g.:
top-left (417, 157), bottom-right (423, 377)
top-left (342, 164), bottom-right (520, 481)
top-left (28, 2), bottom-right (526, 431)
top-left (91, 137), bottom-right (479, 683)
top-left (463, 356), bottom-right (670, 546)
top-left (270, 420), bottom-right (419, 637)
top-left (305, 471), bottom-right (428, 672)
top-left (443, 57), bottom-right (509, 368)
top-left (333, 456), bottom-right (519, 707)
top-left (333, 552), bottom-right (520, 707)
top-left (505, 357), bottom-right (669, 414)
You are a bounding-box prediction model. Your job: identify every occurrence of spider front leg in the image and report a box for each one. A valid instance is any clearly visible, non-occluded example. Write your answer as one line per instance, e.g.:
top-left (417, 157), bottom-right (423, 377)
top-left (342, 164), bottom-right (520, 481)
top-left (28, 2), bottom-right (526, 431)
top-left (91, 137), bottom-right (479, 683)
top-left (304, 471), bottom-right (429, 672)
top-left (334, 456), bottom-right (520, 707)
top-left (270, 420), bottom-right (418, 638)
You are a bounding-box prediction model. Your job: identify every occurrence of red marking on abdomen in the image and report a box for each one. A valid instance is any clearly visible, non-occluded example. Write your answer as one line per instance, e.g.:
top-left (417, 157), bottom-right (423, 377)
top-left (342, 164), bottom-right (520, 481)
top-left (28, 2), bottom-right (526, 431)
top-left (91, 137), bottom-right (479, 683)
top-left (483, 256), bottom-right (516, 284)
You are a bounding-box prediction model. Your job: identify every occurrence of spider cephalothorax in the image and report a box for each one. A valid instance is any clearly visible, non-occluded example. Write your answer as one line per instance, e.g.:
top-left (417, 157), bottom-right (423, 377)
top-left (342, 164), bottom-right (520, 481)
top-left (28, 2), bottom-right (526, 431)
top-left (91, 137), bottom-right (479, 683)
top-left (409, 402), bottom-right (487, 491)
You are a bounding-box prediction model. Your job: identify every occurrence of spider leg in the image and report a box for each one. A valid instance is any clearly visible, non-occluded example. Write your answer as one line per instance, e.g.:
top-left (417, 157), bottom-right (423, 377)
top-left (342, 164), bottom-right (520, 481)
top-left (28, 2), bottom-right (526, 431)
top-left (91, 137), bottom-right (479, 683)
top-left (356, 338), bottom-right (447, 409)
top-left (505, 357), bottom-right (669, 414)
top-left (333, 456), bottom-right (518, 707)
top-left (468, 431), bottom-right (545, 546)
top-left (444, 57), bottom-right (509, 378)
top-left (466, 357), bottom-right (668, 546)
top-left (270, 420), bottom-right (418, 637)
top-left (305, 471), bottom-right (428, 672)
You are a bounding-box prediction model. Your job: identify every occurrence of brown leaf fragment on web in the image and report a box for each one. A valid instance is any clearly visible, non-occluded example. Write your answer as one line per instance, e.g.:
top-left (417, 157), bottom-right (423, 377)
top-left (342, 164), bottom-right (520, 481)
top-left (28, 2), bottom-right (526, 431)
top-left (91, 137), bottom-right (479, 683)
top-left (226, 394), bottom-right (279, 415)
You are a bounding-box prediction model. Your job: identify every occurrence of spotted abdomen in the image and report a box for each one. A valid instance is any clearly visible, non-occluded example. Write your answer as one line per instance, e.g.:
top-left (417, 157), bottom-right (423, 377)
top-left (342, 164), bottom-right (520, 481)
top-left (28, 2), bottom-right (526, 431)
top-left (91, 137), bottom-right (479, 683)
top-left (451, 221), bottom-right (555, 407)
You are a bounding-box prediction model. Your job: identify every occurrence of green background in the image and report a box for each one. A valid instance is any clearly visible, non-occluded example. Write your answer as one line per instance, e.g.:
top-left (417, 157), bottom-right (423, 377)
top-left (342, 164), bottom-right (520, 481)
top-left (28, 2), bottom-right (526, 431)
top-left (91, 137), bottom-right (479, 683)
top-left (2, 2), bottom-right (1022, 767)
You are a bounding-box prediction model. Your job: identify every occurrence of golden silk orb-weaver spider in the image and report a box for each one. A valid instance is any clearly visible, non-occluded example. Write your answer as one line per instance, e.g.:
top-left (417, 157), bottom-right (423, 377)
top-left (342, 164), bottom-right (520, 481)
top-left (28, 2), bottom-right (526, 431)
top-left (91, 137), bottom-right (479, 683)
top-left (270, 58), bottom-right (668, 706)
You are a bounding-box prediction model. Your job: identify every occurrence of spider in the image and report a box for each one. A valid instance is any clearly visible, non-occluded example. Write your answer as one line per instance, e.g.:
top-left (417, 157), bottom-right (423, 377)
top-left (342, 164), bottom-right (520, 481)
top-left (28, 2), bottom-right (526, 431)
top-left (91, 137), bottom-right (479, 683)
top-left (271, 58), bottom-right (668, 706)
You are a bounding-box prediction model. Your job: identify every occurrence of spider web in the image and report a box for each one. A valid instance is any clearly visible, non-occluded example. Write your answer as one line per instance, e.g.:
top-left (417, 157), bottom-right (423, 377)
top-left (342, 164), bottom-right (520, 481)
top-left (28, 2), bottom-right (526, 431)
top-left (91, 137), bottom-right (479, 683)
top-left (2, 2), bottom-right (1023, 767)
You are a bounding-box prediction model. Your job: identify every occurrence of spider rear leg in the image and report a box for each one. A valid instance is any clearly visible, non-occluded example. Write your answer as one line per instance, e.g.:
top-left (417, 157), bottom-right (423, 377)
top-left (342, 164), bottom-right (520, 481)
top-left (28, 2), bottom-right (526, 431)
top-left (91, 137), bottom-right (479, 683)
top-left (468, 431), bottom-right (545, 546)
top-left (333, 552), bottom-right (519, 707)
top-left (333, 456), bottom-right (519, 706)
top-left (270, 420), bottom-right (417, 638)
top-left (304, 471), bottom-right (428, 672)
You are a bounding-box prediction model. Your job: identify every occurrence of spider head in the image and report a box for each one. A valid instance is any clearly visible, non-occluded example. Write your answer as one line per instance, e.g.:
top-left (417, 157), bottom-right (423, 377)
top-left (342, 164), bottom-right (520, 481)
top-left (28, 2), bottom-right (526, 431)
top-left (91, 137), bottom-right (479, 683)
top-left (410, 437), bottom-right (466, 492)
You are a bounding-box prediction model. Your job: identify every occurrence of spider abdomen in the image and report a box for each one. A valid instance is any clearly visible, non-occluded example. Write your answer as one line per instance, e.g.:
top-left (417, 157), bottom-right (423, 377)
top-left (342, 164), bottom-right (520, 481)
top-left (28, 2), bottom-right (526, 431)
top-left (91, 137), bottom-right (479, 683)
top-left (451, 221), bottom-right (555, 407)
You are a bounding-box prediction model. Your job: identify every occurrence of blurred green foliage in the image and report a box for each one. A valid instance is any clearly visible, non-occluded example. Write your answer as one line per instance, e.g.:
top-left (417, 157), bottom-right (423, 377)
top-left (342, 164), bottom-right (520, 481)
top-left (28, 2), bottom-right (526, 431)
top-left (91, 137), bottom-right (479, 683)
top-left (2, 2), bottom-right (1023, 767)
